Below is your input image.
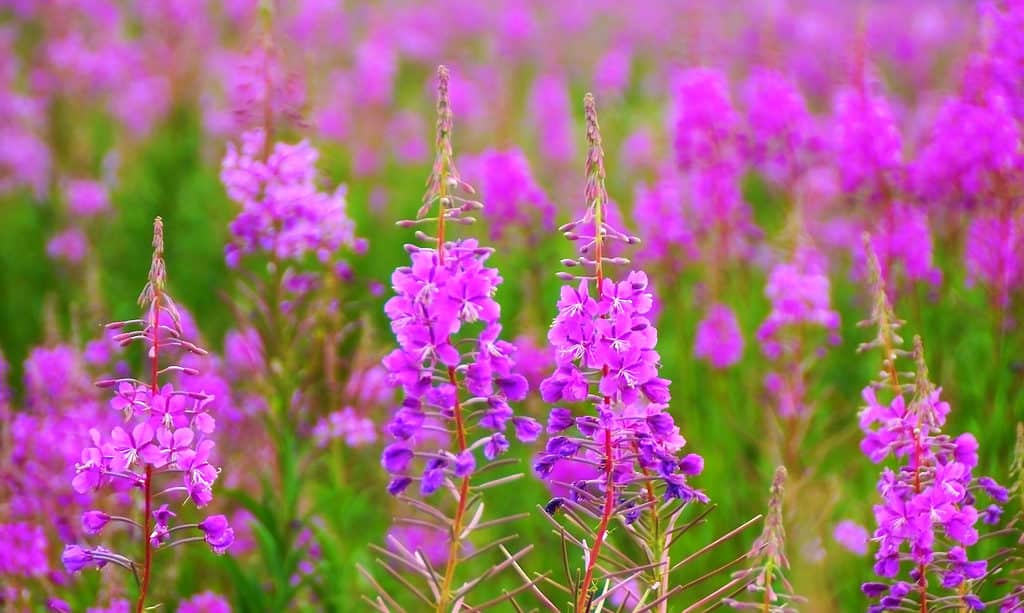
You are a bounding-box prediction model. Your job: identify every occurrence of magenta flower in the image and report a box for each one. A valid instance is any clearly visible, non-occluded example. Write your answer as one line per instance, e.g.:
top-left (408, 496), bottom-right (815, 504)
top-left (380, 68), bottom-right (535, 499)
top-left (46, 228), bottom-right (88, 264)
top-left (834, 520), bottom-right (869, 556)
top-left (694, 303), bottom-right (745, 369)
top-left (221, 129), bottom-right (359, 267)
top-left (63, 220), bottom-right (231, 608)
top-left (64, 179), bottom-right (110, 217)
top-left (458, 148), bottom-right (555, 242)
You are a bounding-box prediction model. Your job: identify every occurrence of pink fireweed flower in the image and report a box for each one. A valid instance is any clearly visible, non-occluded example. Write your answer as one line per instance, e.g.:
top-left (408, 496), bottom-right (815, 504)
top-left (528, 72), bottom-right (575, 165)
top-left (965, 213), bottom-right (1024, 311)
top-left (64, 179), bottom-right (110, 217)
top-left (229, 43), bottom-right (306, 132)
top-left (46, 228), bottom-right (88, 264)
top-left (743, 67), bottom-right (823, 184)
top-left (757, 249), bottom-right (840, 360)
top-left (834, 520), bottom-right (869, 556)
top-left (63, 219), bottom-right (231, 607)
top-left (458, 148), bottom-right (555, 242)
top-left (858, 262), bottom-right (1003, 610)
top-left (832, 83), bottom-right (903, 204)
top-left (632, 172), bottom-right (699, 273)
top-left (694, 303), bottom-right (745, 369)
top-left (912, 88), bottom-right (1021, 212)
top-left (536, 96), bottom-right (706, 612)
top-left (858, 203), bottom-right (942, 288)
top-left (221, 129), bottom-right (359, 267)
top-left (313, 407), bottom-right (376, 448)
top-left (176, 591), bottom-right (231, 613)
top-left (673, 68), bottom-right (742, 173)
top-left (757, 247), bottom-right (840, 418)
top-left (380, 67), bottom-right (536, 499)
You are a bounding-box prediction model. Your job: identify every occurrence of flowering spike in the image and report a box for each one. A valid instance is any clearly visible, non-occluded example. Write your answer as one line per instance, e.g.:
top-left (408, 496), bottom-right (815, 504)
top-left (859, 304), bottom-right (1002, 611)
top-left (64, 219), bottom-right (231, 612)
top-left (373, 66), bottom-right (536, 612)
top-left (536, 93), bottom-right (712, 613)
top-left (138, 217), bottom-right (166, 308)
top-left (858, 233), bottom-right (908, 392)
top-left (724, 466), bottom-right (804, 611)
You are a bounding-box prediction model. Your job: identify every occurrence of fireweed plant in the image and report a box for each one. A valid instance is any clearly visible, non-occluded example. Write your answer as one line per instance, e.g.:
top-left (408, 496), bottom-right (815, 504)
top-left (724, 466), bottom-right (805, 611)
top-left (363, 66), bottom-right (542, 612)
top-left (62, 218), bottom-right (232, 611)
top-left (532, 93), bottom-right (760, 612)
top-left (857, 242), bottom-right (1011, 611)
top-left (215, 27), bottom-right (368, 608)
top-left (756, 242), bottom-right (840, 472)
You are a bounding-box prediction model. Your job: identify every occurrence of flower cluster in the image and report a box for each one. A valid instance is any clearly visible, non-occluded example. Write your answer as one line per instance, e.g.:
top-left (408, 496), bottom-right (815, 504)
top-left (832, 81), bottom-right (903, 204)
top-left (380, 66), bottom-right (536, 498)
top-left (859, 347), bottom-right (1004, 610)
top-left (62, 219), bottom-right (233, 608)
top-left (221, 128), bottom-right (359, 267)
top-left (757, 247), bottom-right (840, 418)
top-left (459, 147), bottom-right (555, 242)
top-left (694, 303), bottom-right (745, 369)
top-left (857, 262), bottom-right (1006, 611)
top-left (742, 68), bottom-right (823, 185)
top-left (535, 95), bottom-right (707, 596)
top-left (965, 212), bottom-right (1024, 312)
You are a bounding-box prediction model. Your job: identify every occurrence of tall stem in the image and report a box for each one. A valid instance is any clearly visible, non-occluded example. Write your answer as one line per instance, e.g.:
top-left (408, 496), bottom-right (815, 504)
top-left (576, 109), bottom-right (614, 610)
top-left (432, 134), bottom-right (467, 612)
top-left (136, 286), bottom-right (160, 613)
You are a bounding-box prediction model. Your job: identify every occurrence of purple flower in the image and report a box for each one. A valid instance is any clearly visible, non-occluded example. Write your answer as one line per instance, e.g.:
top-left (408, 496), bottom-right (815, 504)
top-left (860, 336), bottom-right (997, 605)
top-left (537, 94), bottom-right (706, 521)
top-left (176, 591), bottom-right (231, 613)
top-left (965, 213), bottom-right (1023, 309)
top-left (198, 515), bottom-right (234, 554)
top-left (832, 83), bottom-right (903, 202)
top-left (834, 520), bottom-right (869, 555)
top-left (81, 510), bottom-right (111, 535)
top-left (61, 545), bottom-right (106, 573)
top-left (380, 69), bottom-right (532, 499)
top-left (528, 73), bottom-right (574, 164)
top-left (743, 68), bottom-right (820, 183)
top-left (694, 303), bottom-right (744, 368)
top-left (46, 228), bottom-right (88, 264)
top-left (673, 68), bottom-right (742, 172)
top-left (459, 148), bottom-right (555, 241)
top-left (483, 433), bottom-right (510, 460)
top-left (221, 129), bottom-right (359, 266)
top-left (64, 179), bottom-right (110, 217)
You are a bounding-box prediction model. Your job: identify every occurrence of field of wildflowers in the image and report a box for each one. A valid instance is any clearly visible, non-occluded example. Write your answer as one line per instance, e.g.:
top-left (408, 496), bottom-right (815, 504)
top-left (1, 1), bottom-right (1023, 611)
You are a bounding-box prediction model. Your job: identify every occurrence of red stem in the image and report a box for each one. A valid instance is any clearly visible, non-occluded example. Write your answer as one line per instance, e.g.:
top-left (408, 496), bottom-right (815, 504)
top-left (136, 293), bottom-right (160, 613)
top-left (576, 206), bottom-right (614, 613)
top-left (913, 421), bottom-right (927, 613)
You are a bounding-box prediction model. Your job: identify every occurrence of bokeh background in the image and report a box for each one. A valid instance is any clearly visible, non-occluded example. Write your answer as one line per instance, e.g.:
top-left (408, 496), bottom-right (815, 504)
top-left (1, 1), bottom-right (1022, 611)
